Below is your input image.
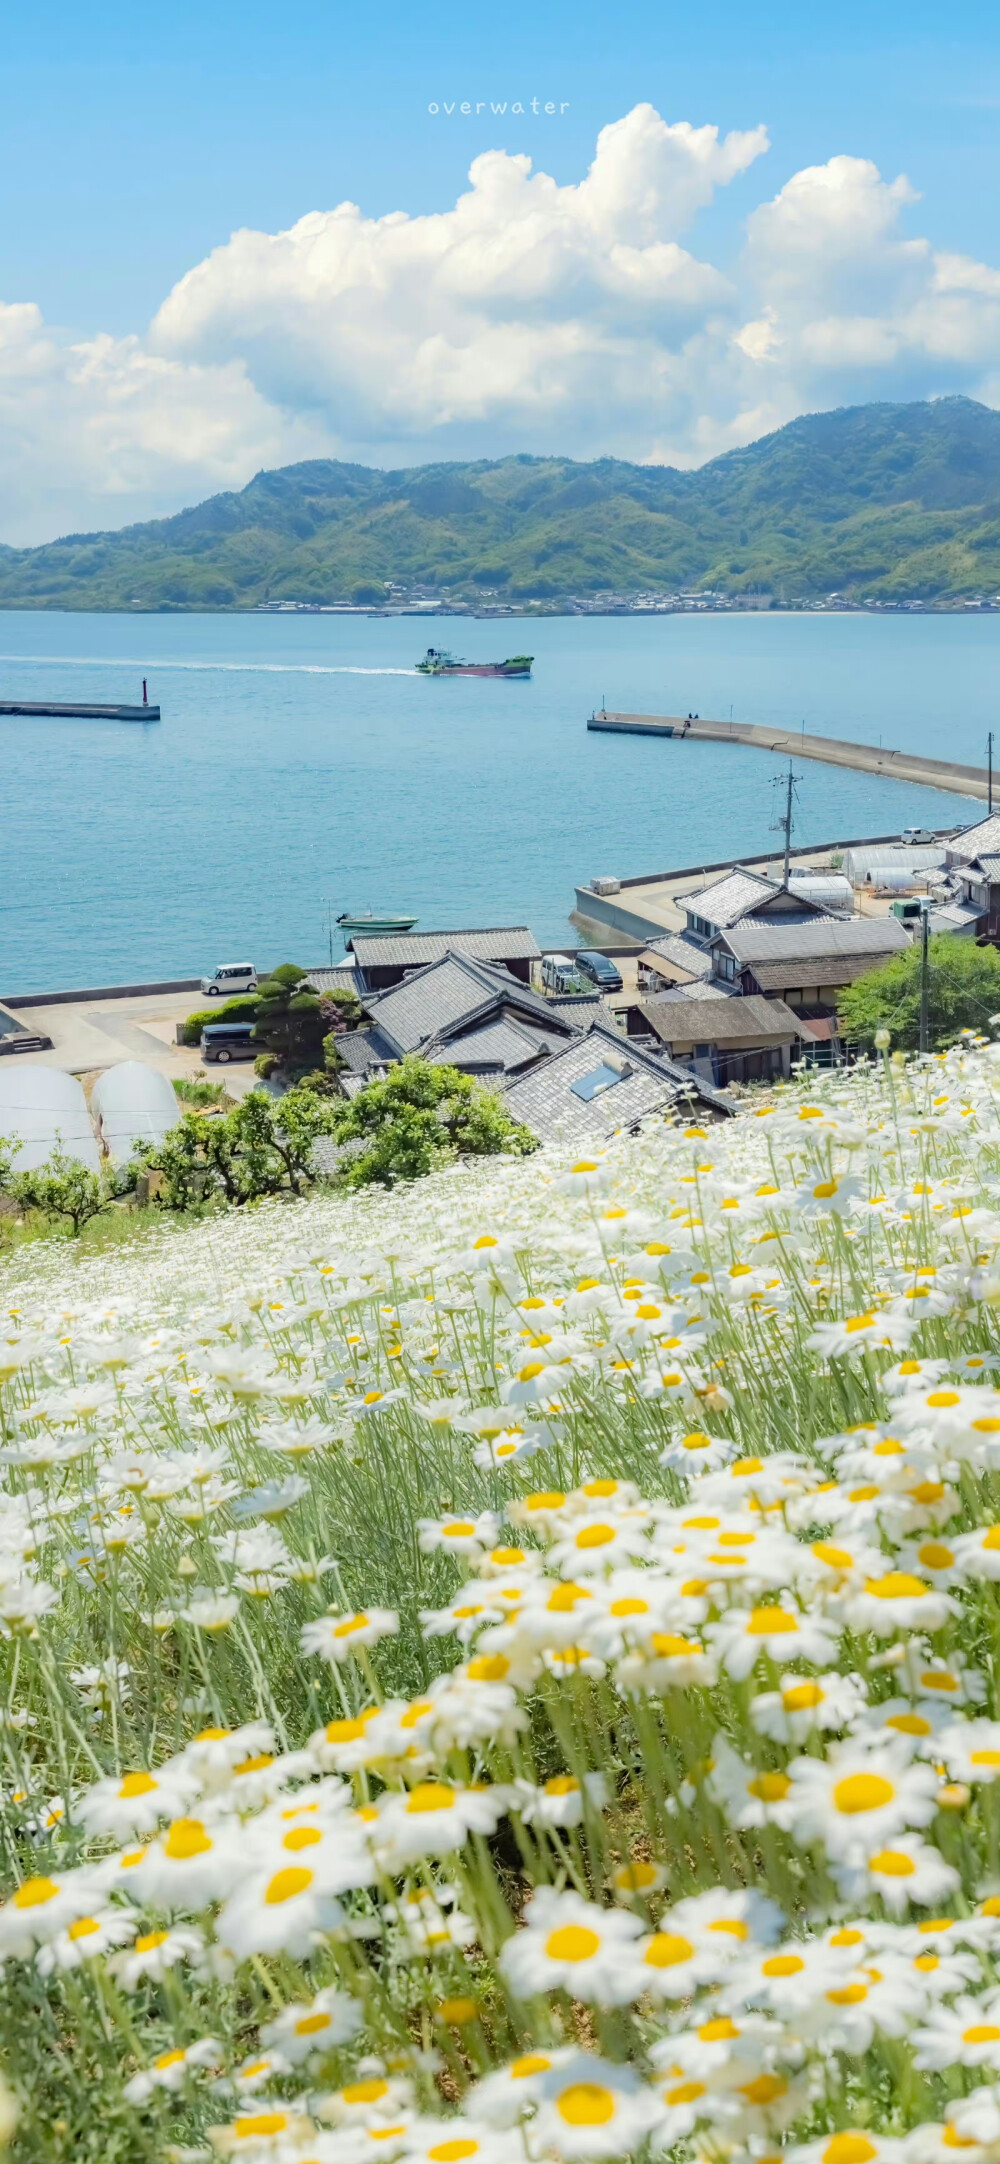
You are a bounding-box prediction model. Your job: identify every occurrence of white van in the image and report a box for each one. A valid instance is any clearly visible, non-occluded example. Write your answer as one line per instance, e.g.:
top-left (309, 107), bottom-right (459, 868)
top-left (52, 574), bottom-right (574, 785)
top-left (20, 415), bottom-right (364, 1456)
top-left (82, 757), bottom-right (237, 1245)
top-left (200, 964), bottom-right (257, 997)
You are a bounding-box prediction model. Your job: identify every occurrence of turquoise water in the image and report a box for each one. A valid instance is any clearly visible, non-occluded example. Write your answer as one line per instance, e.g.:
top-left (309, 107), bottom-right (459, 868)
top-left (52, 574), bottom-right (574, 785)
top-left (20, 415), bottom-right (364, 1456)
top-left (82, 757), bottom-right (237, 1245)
top-left (1, 610), bottom-right (998, 992)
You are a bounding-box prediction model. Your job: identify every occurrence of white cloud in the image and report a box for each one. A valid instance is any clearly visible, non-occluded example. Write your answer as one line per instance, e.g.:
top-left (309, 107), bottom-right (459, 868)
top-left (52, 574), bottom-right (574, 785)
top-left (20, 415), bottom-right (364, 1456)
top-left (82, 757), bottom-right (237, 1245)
top-left (0, 108), bottom-right (996, 543)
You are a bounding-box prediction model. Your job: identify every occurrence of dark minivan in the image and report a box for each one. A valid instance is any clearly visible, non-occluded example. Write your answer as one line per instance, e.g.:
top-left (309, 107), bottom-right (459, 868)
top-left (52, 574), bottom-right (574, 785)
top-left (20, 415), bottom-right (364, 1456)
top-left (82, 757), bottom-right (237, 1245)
top-left (575, 949), bottom-right (624, 993)
top-left (201, 1022), bottom-right (257, 1064)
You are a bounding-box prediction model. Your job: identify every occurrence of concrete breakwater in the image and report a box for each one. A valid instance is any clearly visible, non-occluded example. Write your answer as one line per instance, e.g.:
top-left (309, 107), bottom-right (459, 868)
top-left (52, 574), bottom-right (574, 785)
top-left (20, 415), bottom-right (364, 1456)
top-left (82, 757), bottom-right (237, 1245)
top-left (0, 699), bottom-right (160, 722)
top-left (587, 712), bottom-right (990, 800)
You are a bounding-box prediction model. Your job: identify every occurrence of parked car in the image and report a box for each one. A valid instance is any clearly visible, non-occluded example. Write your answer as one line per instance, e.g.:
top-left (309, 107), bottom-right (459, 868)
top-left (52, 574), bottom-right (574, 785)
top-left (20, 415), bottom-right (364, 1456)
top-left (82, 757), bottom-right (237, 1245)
top-left (200, 963), bottom-right (257, 997)
top-left (201, 1022), bottom-right (257, 1064)
top-left (899, 828), bottom-right (936, 845)
top-left (575, 949), bottom-right (624, 993)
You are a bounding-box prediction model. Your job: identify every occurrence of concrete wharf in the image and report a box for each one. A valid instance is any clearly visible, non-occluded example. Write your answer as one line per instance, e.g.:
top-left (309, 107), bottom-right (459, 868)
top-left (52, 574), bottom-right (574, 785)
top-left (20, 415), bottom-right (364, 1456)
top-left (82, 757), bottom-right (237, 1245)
top-left (587, 711), bottom-right (988, 800)
top-left (0, 699), bottom-right (160, 722)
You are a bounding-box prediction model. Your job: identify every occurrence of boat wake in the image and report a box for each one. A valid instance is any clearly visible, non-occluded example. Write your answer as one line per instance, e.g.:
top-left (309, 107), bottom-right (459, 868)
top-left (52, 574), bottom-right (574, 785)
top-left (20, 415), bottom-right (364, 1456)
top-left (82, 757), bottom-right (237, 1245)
top-left (0, 657), bottom-right (417, 677)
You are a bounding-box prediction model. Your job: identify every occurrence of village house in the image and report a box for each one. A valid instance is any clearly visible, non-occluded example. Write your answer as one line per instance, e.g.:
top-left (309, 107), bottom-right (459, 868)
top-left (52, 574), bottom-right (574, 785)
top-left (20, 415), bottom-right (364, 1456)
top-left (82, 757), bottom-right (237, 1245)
top-left (337, 926), bottom-right (541, 993)
top-left (330, 947), bottom-right (731, 1127)
top-left (638, 993), bottom-right (810, 1087)
top-left (706, 916), bottom-right (911, 1039)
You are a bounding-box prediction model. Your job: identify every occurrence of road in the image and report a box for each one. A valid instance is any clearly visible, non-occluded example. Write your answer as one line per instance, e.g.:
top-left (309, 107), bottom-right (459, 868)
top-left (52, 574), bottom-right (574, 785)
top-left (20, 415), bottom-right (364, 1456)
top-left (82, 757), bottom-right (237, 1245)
top-left (3, 989), bottom-right (260, 1097)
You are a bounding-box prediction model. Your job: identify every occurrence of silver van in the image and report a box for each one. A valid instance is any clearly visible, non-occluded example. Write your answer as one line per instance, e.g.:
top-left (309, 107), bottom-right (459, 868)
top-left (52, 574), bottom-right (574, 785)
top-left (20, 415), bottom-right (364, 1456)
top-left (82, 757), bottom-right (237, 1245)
top-left (200, 964), bottom-right (257, 997)
top-left (201, 1022), bottom-right (257, 1064)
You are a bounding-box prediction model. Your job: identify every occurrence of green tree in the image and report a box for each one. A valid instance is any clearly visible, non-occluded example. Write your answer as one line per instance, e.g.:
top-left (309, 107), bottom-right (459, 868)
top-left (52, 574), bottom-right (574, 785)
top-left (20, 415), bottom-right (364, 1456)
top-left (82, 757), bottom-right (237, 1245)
top-left (140, 1087), bottom-right (342, 1208)
top-left (838, 935), bottom-right (1000, 1051)
top-left (252, 965), bottom-right (327, 1074)
top-left (11, 1149), bottom-right (114, 1237)
top-left (326, 1055), bottom-right (537, 1189)
top-left (0, 1133), bottom-right (21, 1191)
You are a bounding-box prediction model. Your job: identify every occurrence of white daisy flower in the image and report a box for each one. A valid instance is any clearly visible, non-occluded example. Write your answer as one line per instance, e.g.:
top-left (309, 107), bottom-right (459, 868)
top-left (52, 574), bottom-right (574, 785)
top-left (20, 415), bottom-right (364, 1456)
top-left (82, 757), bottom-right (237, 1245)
top-left (531, 2053), bottom-right (665, 2160)
top-left (939, 1717), bottom-right (1000, 1784)
top-left (35, 1906), bottom-right (136, 1974)
top-left (913, 1996), bottom-right (1000, 2072)
top-left (833, 1835), bottom-right (961, 1912)
top-left (373, 1780), bottom-right (506, 1863)
top-left (707, 1599), bottom-right (840, 1680)
top-left (300, 1608), bottom-right (399, 1663)
top-left (785, 1742), bottom-right (941, 1862)
top-left (500, 1887), bottom-right (644, 2007)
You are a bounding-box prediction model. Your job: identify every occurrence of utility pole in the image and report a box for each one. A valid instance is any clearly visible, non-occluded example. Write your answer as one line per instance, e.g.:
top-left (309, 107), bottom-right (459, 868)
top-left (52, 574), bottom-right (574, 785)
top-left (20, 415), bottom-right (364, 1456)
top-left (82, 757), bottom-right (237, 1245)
top-left (769, 760), bottom-right (800, 887)
top-left (919, 900), bottom-right (930, 1056)
top-left (322, 898), bottom-right (334, 966)
top-left (989, 731), bottom-right (994, 816)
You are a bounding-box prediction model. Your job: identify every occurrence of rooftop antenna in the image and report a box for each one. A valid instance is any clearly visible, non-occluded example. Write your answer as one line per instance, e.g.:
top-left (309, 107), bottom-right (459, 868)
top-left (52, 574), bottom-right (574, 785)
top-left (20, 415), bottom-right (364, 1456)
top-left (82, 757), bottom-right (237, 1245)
top-left (770, 759), bottom-right (801, 886)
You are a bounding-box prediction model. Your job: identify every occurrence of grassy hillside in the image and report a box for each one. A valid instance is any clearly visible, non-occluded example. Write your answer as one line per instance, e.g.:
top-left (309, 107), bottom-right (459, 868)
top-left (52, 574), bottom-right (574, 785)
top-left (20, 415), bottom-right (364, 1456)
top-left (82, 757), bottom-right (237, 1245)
top-left (0, 396), bottom-right (997, 609)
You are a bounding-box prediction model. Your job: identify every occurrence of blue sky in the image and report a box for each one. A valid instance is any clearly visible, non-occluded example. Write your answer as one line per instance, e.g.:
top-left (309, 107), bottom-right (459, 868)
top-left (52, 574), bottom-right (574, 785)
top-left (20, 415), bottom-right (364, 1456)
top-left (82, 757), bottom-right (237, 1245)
top-left (0, 0), bottom-right (997, 541)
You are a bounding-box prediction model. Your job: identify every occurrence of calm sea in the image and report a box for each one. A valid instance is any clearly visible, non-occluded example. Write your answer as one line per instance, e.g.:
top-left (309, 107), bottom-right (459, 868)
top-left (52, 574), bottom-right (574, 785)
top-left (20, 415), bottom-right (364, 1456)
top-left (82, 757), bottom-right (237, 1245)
top-left (2, 610), bottom-right (998, 992)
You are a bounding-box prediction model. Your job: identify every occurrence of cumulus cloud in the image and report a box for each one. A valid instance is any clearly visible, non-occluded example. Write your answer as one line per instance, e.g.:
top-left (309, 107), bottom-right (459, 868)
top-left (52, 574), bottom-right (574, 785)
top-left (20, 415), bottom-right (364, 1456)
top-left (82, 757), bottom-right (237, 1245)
top-left (0, 106), bottom-right (996, 543)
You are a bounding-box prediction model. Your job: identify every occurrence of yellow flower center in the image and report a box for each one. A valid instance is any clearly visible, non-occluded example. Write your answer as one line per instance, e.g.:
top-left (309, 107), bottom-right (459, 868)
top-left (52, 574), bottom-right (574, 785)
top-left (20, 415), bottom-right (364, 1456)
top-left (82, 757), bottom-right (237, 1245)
top-left (557, 2085), bottom-right (615, 2128)
top-left (748, 1772), bottom-right (791, 1802)
top-left (747, 1606), bottom-right (797, 1635)
top-left (863, 1573), bottom-right (930, 1600)
top-left (264, 1866), bottom-right (313, 1905)
top-left (119, 1771), bottom-right (157, 1798)
top-left (545, 1924), bottom-right (601, 1962)
top-left (823, 2140), bottom-right (878, 2164)
top-left (405, 1783), bottom-right (456, 1814)
top-left (644, 1932), bottom-right (694, 1968)
top-left (832, 1773), bottom-right (894, 1814)
top-left (164, 1819), bottom-right (211, 1860)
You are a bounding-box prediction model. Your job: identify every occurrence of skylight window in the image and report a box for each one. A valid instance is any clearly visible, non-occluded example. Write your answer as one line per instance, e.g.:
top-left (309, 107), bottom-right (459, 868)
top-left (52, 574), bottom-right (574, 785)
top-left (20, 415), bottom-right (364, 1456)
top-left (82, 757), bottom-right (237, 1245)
top-left (571, 1060), bottom-right (630, 1102)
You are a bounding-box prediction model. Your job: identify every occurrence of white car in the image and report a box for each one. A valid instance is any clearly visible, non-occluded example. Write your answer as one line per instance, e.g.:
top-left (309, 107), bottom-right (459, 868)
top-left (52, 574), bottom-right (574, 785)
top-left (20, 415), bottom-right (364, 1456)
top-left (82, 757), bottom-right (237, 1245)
top-left (200, 964), bottom-right (257, 997)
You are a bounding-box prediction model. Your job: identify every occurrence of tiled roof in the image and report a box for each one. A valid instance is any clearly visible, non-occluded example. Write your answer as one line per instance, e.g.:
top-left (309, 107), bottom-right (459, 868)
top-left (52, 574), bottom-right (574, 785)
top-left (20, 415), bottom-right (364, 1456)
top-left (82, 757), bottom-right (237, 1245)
top-left (948, 816), bottom-right (1000, 863)
top-left (643, 995), bottom-right (806, 1044)
top-left (719, 917), bottom-right (910, 965)
top-left (364, 952), bottom-right (569, 1055)
top-left (546, 995), bottom-right (605, 1024)
top-left (348, 926), bottom-right (541, 966)
top-left (927, 902), bottom-right (983, 937)
top-left (333, 1029), bottom-right (393, 1074)
top-left (425, 1018), bottom-right (550, 1074)
top-left (648, 981), bottom-right (733, 1005)
top-left (749, 954), bottom-right (900, 990)
top-left (502, 1020), bottom-right (732, 1143)
top-left (641, 933), bottom-right (714, 980)
top-left (966, 855), bottom-right (1000, 878)
top-left (683, 869), bottom-right (779, 926)
top-left (304, 965), bottom-right (360, 993)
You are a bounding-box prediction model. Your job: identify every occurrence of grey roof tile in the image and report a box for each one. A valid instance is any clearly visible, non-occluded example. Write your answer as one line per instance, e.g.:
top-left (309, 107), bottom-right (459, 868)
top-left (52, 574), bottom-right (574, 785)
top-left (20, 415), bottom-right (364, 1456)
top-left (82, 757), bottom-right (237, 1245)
top-left (304, 966), bottom-right (361, 993)
top-left (643, 995), bottom-right (807, 1043)
top-left (425, 1018), bottom-right (548, 1074)
top-left (948, 816), bottom-right (1000, 863)
top-left (683, 869), bottom-right (779, 926)
top-left (718, 917), bottom-right (910, 965)
top-left (349, 926), bottom-right (541, 967)
top-left (641, 933), bottom-right (715, 979)
top-left (503, 1020), bottom-right (731, 1143)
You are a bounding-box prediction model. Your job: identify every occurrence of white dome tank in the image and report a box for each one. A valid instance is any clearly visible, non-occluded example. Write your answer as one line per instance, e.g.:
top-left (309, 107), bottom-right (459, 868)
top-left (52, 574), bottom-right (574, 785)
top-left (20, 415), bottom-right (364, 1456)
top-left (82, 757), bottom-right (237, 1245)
top-left (0, 1065), bottom-right (100, 1171)
top-left (90, 1062), bottom-right (179, 1162)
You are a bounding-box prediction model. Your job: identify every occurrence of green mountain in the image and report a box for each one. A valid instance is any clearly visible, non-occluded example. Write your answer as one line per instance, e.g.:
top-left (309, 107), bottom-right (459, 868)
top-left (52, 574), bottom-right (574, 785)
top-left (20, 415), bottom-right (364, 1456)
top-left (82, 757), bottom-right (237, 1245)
top-left (1, 397), bottom-right (997, 610)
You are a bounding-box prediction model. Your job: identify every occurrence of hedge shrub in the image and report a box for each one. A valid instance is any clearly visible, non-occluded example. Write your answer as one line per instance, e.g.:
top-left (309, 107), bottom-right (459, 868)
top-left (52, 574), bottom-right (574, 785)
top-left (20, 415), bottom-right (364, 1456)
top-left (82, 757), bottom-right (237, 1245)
top-left (179, 995), bottom-right (259, 1046)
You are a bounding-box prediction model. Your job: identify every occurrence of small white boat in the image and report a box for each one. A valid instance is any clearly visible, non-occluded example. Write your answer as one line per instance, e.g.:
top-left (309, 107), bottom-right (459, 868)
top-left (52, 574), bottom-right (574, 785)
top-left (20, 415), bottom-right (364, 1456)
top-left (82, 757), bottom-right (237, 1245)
top-left (337, 911), bottom-right (418, 938)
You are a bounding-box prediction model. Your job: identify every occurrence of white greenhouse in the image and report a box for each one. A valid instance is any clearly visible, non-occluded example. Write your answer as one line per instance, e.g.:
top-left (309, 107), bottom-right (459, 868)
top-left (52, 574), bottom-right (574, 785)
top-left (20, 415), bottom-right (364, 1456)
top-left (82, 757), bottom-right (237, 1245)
top-left (0, 1065), bottom-right (100, 1171)
top-left (90, 1062), bottom-right (179, 1162)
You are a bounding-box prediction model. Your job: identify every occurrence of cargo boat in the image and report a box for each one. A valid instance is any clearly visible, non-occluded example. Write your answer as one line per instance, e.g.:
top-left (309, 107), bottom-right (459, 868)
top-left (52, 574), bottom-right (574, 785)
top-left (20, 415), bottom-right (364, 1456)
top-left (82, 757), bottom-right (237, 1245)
top-left (416, 648), bottom-right (533, 678)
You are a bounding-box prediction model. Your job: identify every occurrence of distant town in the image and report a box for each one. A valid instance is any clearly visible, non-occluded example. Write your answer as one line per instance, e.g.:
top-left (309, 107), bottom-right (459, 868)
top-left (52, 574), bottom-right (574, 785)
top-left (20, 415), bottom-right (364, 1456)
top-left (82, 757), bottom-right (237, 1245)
top-left (254, 587), bottom-right (1000, 617)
